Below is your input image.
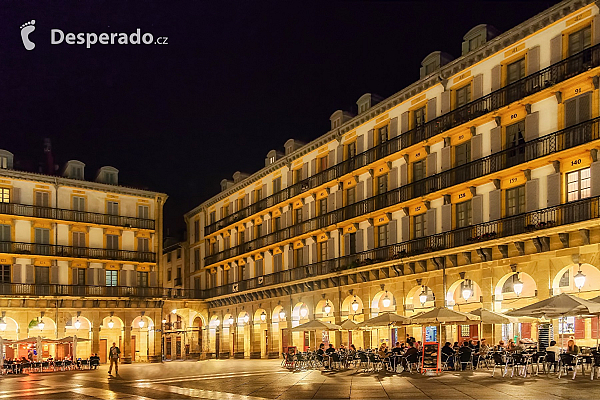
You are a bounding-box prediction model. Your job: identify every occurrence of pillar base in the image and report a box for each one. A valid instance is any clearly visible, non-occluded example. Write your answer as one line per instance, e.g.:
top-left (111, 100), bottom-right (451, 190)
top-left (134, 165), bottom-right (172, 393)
top-left (250, 352), bottom-right (262, 359)
top-left (233, 352), bottom-right (245, 359)
top-left (122, 356), bottom-right (132, 364)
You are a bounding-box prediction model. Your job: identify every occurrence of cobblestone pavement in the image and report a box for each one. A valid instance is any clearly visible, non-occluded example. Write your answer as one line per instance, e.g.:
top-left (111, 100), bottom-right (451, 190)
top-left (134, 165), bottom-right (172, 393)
top-left (1, 359), bottom-right (599, 399)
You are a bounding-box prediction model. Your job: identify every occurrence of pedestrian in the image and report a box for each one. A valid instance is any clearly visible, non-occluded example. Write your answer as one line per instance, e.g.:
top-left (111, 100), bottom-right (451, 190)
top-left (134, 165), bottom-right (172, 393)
top-left (108, 342), bottom-right (121, 376)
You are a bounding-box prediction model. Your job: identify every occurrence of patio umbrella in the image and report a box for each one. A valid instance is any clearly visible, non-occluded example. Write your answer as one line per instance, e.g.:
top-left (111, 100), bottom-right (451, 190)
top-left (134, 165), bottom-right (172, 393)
top-left (506, 293), bottom-right (600, 349)
top-left (290, 320), bottom-right (342, 332)
top-left (468, 308), bottom-right (516, 346)
top-left (411, 307), bottom-right (480, 324)
top-left (358, 312), bottom-right (411, 349)
top-left (340, 319), bottom-right (359, 330)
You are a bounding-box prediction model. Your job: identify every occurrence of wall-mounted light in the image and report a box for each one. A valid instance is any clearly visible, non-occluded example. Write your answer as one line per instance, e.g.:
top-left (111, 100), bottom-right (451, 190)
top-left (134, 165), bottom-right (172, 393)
top-left (574, 263), bottom-right (586, 291)
top-left (108, 319), bottom-right (115, 329)
top-left (323, 301), bottom-right (332, 315)
top-left (462, 279), bottom-right (473, 301)
top-left (351, 297), bottom-right (360, 313)
top-left (243, 313), bottom-right (249, 324)
top-left (419, 287), bottom-right (428, 306)
top-left (260, 311), bottom-right (266, 322)
top-left (513, 273), bottom-right (523, 297)
top-left (279, 310), bottom-right (286, 320)
top-left (382, 291), bottom-right (391, 308)
top-left (138, 311), bottom-right (146, 328)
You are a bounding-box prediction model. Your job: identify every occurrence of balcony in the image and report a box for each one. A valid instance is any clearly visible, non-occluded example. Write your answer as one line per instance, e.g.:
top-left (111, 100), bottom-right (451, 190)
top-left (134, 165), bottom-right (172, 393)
top-left (0, 242), bottom-right (156, 263)
top-left (0, 203), bottom-right (155, 230)
top-left (205, 115), bottom-right (600, 266)
top-left (204, 194), bottom-right (600, 299)
top-left (204, 42), bottom-right (600, 237)
top-left (0, 283), bottom-right (203, 299)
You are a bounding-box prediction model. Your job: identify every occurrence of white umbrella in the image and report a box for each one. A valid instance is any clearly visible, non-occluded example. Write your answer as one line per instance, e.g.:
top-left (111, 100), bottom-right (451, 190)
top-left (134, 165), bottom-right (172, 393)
top-left (411, 307), bottom-right (480, 324)
top-left (467, 308), bottom-right (516, 346)
top-left (357, 312), bottom-right (411, 328)
top-left (340, 319), bottom-right (359, 330)
top-left (290, 320), bottom-right (342, 332)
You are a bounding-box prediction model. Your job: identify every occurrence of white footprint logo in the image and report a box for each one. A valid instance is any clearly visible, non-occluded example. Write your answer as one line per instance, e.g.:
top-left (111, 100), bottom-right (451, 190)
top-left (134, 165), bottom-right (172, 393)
top-left (20, 20), bottom-right (36, 50)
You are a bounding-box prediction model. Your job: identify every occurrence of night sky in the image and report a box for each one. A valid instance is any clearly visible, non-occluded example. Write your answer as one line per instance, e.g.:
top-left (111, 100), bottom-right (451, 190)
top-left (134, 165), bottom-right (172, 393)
top-left (1, 0), bottom-right (560, 238)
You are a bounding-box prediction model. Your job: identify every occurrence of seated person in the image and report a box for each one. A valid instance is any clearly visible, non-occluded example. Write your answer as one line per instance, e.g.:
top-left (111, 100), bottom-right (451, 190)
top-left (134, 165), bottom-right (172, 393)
top-left (567, 339), bottom-right (580, 355)
top-left (508, 339), bottom-right (525, 353)
top-left (495, 340), bottom-right (506, 351)
top-left (441, 342), bottom-right (455, 369)
top-left (478, 338), bottom-right (490, 355)
top-left (458, 341), bottom-right (473, 370)
top-left (325, 344), bottom-right (336, 355)
top-left (378, 343), bottom-right (388, 359)
top-left (90, 353), bottom-right (100, 369)
top-left (401, 341), bottom-right (419, 370)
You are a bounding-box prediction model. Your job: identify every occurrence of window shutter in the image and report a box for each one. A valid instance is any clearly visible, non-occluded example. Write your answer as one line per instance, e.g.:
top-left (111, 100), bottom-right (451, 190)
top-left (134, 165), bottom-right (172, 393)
top-left (366, 226), bottom-right (374, 250)
top-left (344, 234), bottom-right (350, 256)
top-left (366, 177), bottom-right (373, 198)
top-left (525, 179), bottom-right (539, 212)
top-left (388, 219), bottom-right (397, 244)
top-left (489, 189), bottom-right (502, 221)
top-left (356, 229), bottom-right (364, 252)
top-left (400, 216), bottom-right (410, 242)
top-left (426, 98), bottom-right (436, 122)
top-left (87, 268), bottom-right (95, 286)
top-left (472, 195), bottom-right (483, 224)
top-left (426, 209), bottom-right (436, 236)
top-left (546, 173), bottom-right (561, 207)
top-left (13, 264), bottom-right (21, 283)
top-left (12, 187), bottom-right (20, 203)
top-left (565, 97), bottom-right (578, 128)
top-left (399, 163), bottom-right (408, 186)
top-left (595, 15), bottom-right (600, 46)
top-left (426, 153), bottom-right (437, 177)
top-left (441, 204), bottom-right (452, 232)
top-left (327, 193), bottom-right (335, 212)
top-left (389, 117), bottom-right (398, 138)
top-left (335, 190), bottom-right (342, 209)
top-left (250, 190), bottom-right (255, 205)
top-left (527, 46), bottom-right (540, 75)
top-left (461, 41), bottom-right (469, 56)
top-left (26, 265), bottom-right (34, 283)
top-left (441, 146), bottom-right (451, 171)
top-left (524, 111), bottom-right (539, 142)
top-left (327, 237), bottom-right (335, 260)
top-left (473, 74), bottom-right (483, 100)
top-left (310, 159), bottom-right (316, 177)
top-left (328, 150), bottom-right (336, 169)
top-left (591, 161), bottom-right (600, 197)
top-left (284, 210), bottom-right (292, 228)
top-left (441, 91), bottom-right (451, 114)
top-left (302, 245), bottom-right (309, 266)
top-left (578, 92), bottom-right (591, 122)
top-left (491, 65), bottom-right (501, 91)
top-left (356, 135), bottom-right (364, 154)
top-left (120, 269), bottom-right (128, 286)
top-left (302, 203), bottom-right (309, 221)
top-left (400, 111), bottom-right (410, 133)
top-left (98, 268), bottom-right (106, 286)
top-left (244, 194), bottom-right (249, 208)
top-left (367, 129), bottom-right (374, 149)
top-left (471, 134), bottom-right (482, 160)
top-left (550, 34), bottom-right (562, 64)
top-left (261, 222), bottom-right (267, 237)
top-left (336, 144), bottom-right (343, 164)
top-left (301, 163), bottom-right (308, 180)
top-left (72, 267), bottom-right (78, 285)
top-left (357, 180), bottom-right (364, 202)
top-left (310, 201), bottom-right (316, 219)
top-left (390, 167), bottom-right (399, 190)
top-left (287, 247), bottom-right (293, 269)
top-left (262, 184), bottom-right (268, 198)
top-left (311, 242), bottom-right (317, 264)
top-left (149, 271), bottom-right (157, 287)
top-left (490, 126), bottom-right (502, 153)
top-left (51, 264), bottom-right (59, 284)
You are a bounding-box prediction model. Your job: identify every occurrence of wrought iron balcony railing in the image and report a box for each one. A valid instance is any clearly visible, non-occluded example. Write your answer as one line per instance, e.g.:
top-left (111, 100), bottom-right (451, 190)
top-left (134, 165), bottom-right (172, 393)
top-left (0, 203), bottom-right (155, 230)
top-left (0, 283), bottom-right (203, 299)
top-left (205, 115), bottom-right (600, 265)
top-left (204, 194), bottom-right (600, 298)
top-left (204, 43), bottom-right (600, 237)
top-left (0, 241), bottom-right (156, 263)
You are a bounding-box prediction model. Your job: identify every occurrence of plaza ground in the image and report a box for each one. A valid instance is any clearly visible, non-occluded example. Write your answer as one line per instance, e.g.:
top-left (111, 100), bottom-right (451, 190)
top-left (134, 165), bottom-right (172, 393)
top-left (1, 359), bottom-right (600, 399)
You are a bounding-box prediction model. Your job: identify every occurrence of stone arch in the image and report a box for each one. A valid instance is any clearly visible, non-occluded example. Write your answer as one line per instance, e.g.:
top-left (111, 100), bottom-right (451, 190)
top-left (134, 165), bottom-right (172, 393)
top-left (237, 311), bottom-right (251, 325)
top-left (341, 295), bottom-right (364, 315)
top-left (292, 302), bottom-right (310, 323)
top-left (272, 305), bottom-right (286, 323)
top-left (371, 290), bottom-right (396, 313)
top-left (315, 298), bottom-right (335, 318)
top-left (102, 315), bottom-right (124, 330)
top-left (254, 308), bottom-right (268, 324)
top-left (28, 316), bottom-right (56, 336)
top-left (0, 316), bottom-right (19, 340)
top-left (495, 272), bottom-right (537, 300)
top-left (552, 263), bottom-right (600, 294)
top-left (209, 314), bottom-right (221, 328)
top-left (131, 315), bottom-right (154, 330)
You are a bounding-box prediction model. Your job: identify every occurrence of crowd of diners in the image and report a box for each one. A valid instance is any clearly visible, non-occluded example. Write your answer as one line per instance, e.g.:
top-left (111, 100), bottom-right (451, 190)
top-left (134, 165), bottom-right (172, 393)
top-left (1, 353), bottom-right (101, 374)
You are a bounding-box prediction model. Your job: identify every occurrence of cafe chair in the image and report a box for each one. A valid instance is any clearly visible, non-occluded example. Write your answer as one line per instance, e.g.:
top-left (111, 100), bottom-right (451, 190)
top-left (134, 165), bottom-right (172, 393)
top-left (590, 352), bottom-right (600, 380)
top-left (529, 352), bottom-right (546, 375)
top-left (510, 353), bottom-right (529, 377)
top-left (491, 352), bottom-right (510, 377)
top-left (558, 353), bottom-right (579, 380)
top-left (404, 353), bottom-right (420, 374)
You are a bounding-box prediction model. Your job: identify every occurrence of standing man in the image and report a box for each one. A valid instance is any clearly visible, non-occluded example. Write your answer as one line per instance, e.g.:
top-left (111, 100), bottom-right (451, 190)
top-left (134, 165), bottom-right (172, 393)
top-left (108, 342), bottom-right (121, 376)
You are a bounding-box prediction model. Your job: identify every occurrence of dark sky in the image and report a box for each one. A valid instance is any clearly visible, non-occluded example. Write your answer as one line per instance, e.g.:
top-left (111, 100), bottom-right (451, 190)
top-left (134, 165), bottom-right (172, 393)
top-left (1, 0), bottom-right (560, 237)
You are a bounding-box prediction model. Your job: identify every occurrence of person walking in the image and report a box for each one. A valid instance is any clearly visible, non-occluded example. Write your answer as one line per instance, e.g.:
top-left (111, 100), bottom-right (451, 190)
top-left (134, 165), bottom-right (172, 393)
top-left (108, 342), bottom-right (121, 376)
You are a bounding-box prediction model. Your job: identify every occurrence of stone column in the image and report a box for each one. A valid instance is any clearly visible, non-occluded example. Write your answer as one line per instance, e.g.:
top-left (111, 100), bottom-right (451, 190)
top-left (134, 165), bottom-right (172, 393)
top-left (123, 324), bottom-right (132, 363)
top-left (91, 323), bottom-right (100, 355)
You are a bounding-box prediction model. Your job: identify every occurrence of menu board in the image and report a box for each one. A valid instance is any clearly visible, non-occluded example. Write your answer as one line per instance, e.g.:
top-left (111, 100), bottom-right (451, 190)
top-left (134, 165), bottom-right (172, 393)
top-left (421, 343), bottom-right (440, 371)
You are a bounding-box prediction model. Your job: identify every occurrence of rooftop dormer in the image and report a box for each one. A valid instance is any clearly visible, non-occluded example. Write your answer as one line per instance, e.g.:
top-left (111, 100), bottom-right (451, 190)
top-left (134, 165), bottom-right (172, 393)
top-left (220, 179), bottom-right (234, 192)
top-left (0, 149), bottom-right (14, 169)
top-left (232, 171), bottom-right (251, 184)
top-left (420, 51), bottom-right (454, 79)
top-left (265, 149), bottom-right (285, 167)
top-left (284, 139), bottom-right (306, 156)
top-left (329, 110), bottom-right (354, 131)
top-left (62, 160), bottom-right (85, 180)
top-left (462, 24), bottom-right (499, 55)
top-left (95, 166), bottom-right (119, 185)
top-left (356, 93), bottom-right (384, 115)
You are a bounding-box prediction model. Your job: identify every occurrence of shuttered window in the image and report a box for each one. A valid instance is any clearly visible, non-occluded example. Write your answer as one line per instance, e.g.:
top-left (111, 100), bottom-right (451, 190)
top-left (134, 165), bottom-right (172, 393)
top-left (106, 270), bottom-right (118, 286)
top-left (294, 248), bottom-right (303, 268)
top-left (455, 141), bottom-right (471, 166)
top-left (0, 265), bottom-right (10, 283)
top-left (568, 25), bottom-right (592, 56)
top-left (506, 120), bottom-right (525, 149)
top-left (76, 268), bottom-right (85, 285)
top-left (0, 225), bottom-right (9, 253)
top-left (319, 199), bottom-right (327, 216)
top-left (413, 214), bottom-right (425, 239)
top-left (505, 185), bottom-right (525, 216)
top-left (35, 266), bottom-right (49, 284)
top-left (137, 237), bottom-right (149, 252)
top-left (378, 126), bottom-right (388, 144)
top-left (294, 208), bottom-right (302, 224)
top-left (272, 177), bottom-right (281, 193)
top-left (194, 249), bottom-right (200, 270)
top-left (377, 174), bottom-right (388, 195)
top-left (72, 232), bottom-right (85, 247)
top-left (209, 211), bottom-right (216, 224)
top-left (377, 224), bottom-right (387, 248)
top-left (567, 168), bottom-right (591, 201)
top-left (35, 228), bottom-right (50, 244)
top-left (319, 156), bottom-right (328, 173)
top-left (346, 141), bottom-right (357, 159)
top-left (506, 58), bottom-right (525, 84)
top-left (273, 253), bottom-right (283, 272)
top-left (455, 200), bottom-right (472, 228)
top-left (346, 187), bottom-right (356, 205)
top-left (255, 259), bottom-right (263, 276)
top-left (137, 271), bottom-right (148, 287)
top-left (349, 232), bottom-right (357, 254)
top-left (36, 191), bottom-right (50, 207)
top-left (107, 201), bottom-right (119, 215)
top-left (413, 160), bottom-right (426, 181)
top-left (106, 235), bottom-right (119, 250)
top-left (413, 106), bottom-right (426, 128)
top-left (455, 84), bottom-right (471, 108)
top-left (272, 217), bottom-right (281, 232)
top-left (73, 196), bottom-right (85, 211)
top-left (565, 92), bottom-right (591, 128)
top-left (320, 241), bottom-right (328, 261)
top-left (138, 205), bottom-right (149, 219)
top-left (0, 188), bottom-right (9, 203)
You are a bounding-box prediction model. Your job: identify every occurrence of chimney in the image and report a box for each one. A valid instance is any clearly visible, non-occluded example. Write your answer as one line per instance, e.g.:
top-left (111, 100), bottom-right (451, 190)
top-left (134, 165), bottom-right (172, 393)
top-left (44, 138), bottom-right (54, 175)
